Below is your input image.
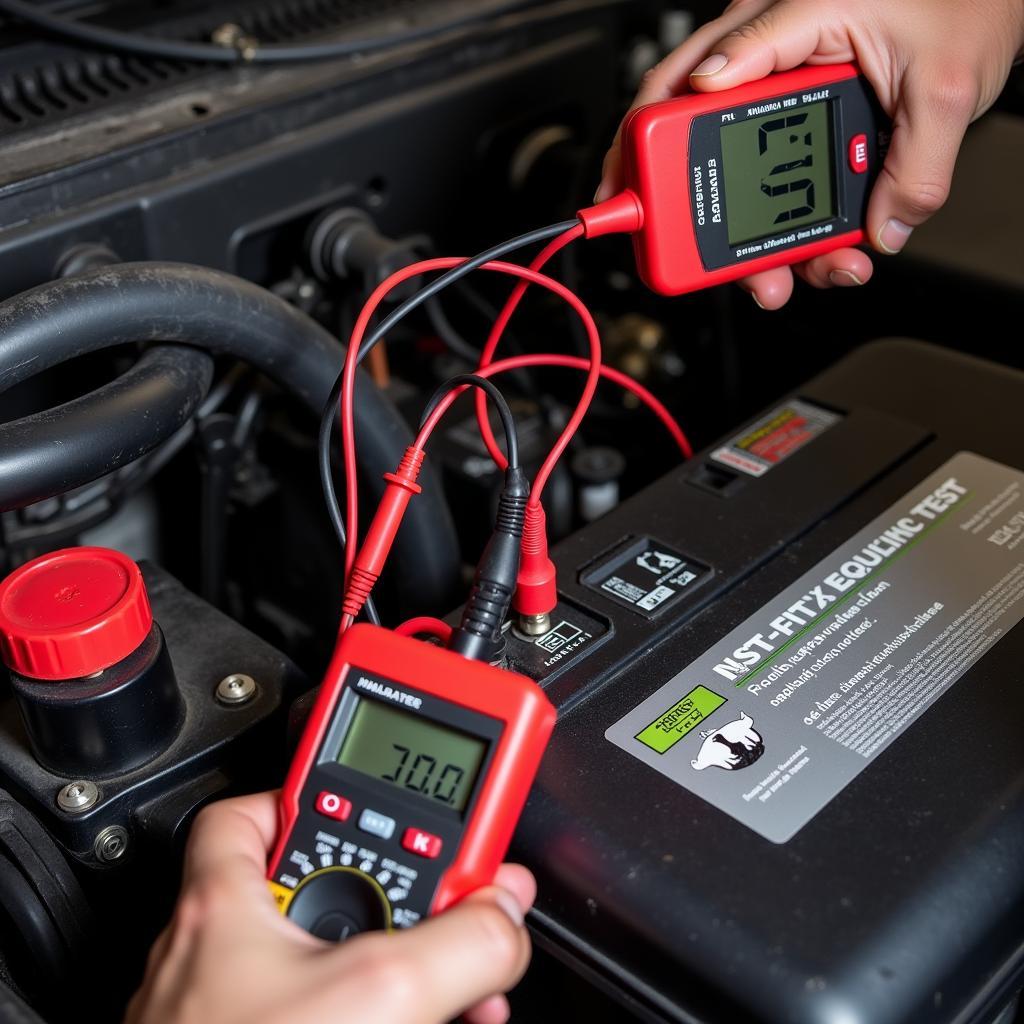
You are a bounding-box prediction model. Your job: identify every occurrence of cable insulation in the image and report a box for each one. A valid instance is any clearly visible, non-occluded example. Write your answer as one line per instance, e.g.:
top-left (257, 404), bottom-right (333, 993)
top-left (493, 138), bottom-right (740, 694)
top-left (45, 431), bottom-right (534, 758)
top-left (338, 253), bottom-right (599, 584)
top-left (318, 221), bottom-right (576, 582)
top-left (419, 374), bottom-right (520, 470)
top-left (415, 354), bottom-right (692, 459)
top-left (473, 224), bottom-right (585, 468)
top-left (0, 0), bottom-right (539, 64)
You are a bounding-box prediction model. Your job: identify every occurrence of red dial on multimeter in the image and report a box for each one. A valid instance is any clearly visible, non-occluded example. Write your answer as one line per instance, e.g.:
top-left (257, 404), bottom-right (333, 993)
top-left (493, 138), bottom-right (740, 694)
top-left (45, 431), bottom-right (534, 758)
top-left (267, 624), bottom-right (555, 938)
top-left (620, 64), bottom-right (887, 295)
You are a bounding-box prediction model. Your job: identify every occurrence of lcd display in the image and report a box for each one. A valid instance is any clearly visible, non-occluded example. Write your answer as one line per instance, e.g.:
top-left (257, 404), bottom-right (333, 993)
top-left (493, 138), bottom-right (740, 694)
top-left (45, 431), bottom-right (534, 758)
top-left (719, 100), bottom-right (835, 246)
top-left (336, 698), bottom-right (486, 812)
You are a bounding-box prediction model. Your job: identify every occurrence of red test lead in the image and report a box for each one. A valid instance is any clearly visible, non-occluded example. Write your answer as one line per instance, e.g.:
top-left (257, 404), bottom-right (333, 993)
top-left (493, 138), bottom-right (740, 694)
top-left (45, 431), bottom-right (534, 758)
top-left (339, 446), bottom-right (424, 633)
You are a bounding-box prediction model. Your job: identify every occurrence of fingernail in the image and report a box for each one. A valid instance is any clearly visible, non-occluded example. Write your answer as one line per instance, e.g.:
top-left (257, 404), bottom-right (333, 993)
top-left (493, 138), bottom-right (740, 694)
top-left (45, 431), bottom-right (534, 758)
top-left (878, 219), bottom-right (913, 254)
top-left (593, 185), bottom-right (605, 204)
top-left (691, 53), bottom-right (728, 77)
top-left (752, 292), bottom-right (767, 311)
top-left (829, 269), bottom-right (864, 287)
top-left (492, 889), bottom-right (524, 928)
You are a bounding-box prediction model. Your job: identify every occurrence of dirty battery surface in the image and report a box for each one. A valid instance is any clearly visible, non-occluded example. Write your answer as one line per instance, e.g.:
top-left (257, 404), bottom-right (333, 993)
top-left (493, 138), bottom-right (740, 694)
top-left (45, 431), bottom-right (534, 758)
top-left (507, 340), bottom-right (1024, 1024)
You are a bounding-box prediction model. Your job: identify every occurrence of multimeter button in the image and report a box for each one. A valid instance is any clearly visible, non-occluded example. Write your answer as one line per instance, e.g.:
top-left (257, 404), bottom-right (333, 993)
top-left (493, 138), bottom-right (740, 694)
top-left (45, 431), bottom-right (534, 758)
top-left (315, 791), bottom-right (352, 822)
top-left (401, 828), bottom-right (442, 859)
top-left (358, 808), bottom-right (396, 840)
top-left (848, 133), bottom-right (868, 173)
top-left (286, 870), bottom-right (389, 940)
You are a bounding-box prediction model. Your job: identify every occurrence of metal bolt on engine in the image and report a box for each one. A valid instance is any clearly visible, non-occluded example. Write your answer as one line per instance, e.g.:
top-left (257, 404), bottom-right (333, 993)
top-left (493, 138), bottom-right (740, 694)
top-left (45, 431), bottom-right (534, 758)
top-left (94, 825), bottom-right (129, 863)
top-left (518, 612), bottom-right (552, 637)
top-left (57, 780), bottom-right (99, 814)
top-left (216, 673), bottom-right (257, 705)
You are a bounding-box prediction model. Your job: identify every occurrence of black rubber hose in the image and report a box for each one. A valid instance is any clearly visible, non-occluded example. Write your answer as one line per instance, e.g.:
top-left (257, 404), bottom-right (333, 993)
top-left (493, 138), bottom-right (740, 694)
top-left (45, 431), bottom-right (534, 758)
top-left (0, 262), bottom-right (461, 609)
top-left (0, 345), bottom-right (213, 511)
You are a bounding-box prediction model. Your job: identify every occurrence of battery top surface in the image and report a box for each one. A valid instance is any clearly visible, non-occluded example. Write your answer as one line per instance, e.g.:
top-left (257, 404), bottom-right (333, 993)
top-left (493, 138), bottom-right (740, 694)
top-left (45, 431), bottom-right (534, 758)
top-left (513, 340), bottom-right (1024, 1024)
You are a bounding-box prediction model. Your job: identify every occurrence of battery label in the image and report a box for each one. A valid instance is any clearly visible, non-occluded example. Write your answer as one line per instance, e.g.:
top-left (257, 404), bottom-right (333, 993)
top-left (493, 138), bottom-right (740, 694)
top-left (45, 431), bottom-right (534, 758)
top-left (606, 452), bottom-right (1024, 842)
top-left (582, 538), bottom-right (709, 618)
top-left (635, 685), bottom-right (727, 754)
top-left (710, 398), bottom-right (840, 477)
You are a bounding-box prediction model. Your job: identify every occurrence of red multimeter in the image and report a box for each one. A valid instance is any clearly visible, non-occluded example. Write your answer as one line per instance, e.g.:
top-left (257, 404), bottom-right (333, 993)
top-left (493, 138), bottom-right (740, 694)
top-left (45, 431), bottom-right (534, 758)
top-left (267, 624), bottom-right (555, 938)
top-left (621, 63), bottom-right (887, 295)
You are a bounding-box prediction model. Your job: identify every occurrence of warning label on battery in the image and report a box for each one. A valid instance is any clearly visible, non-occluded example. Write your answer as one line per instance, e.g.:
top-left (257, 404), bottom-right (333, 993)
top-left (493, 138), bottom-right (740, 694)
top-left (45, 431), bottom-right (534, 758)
top-left (606, 452), bottom-right (1024, 842)
top-left (582, 538), bottom-right (709, 618)
top-left (710, 398), bottom-right (840, 477)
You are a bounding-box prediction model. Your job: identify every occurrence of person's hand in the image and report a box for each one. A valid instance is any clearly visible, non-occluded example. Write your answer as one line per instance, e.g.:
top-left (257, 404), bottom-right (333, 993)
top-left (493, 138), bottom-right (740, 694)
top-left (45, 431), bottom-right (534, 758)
top-left (597, 0), bottom-right (1024, 308)
top-left (126, 793), bottom-right (535, 1024)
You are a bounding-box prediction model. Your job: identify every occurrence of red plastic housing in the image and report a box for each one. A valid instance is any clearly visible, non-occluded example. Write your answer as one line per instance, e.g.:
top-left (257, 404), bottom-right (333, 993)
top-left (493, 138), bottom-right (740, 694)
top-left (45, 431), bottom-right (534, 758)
top-left (621, 64), bottom-right (865, 295)
top-left (269, 624), bottom-right (556, 915)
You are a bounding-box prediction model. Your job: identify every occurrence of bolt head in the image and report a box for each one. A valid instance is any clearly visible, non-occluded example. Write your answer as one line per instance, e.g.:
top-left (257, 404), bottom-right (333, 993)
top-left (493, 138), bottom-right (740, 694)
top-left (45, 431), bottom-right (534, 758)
top-left (57, 780), bottom-right (99, 813)
top-left (216, 673), bottom-right (257, 705)
top-left (94, 825), bottom-right (129, 863)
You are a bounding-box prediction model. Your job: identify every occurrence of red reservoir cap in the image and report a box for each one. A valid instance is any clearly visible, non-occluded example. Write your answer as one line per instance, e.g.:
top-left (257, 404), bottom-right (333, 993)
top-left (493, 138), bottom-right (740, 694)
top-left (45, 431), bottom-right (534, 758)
top-left (0, 547), bottom-right (153, 681)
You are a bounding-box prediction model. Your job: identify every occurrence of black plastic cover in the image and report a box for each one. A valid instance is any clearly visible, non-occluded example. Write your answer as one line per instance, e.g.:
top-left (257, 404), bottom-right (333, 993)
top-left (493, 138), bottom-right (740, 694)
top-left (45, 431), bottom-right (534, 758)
top-left (510, 340), bottom-right (1024, 1024)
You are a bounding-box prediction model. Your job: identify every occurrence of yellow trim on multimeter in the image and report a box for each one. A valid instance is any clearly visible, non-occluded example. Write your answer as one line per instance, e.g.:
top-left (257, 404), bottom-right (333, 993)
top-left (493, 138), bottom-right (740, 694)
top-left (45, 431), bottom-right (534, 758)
top-left (267, 866), bottom-right (394, 932)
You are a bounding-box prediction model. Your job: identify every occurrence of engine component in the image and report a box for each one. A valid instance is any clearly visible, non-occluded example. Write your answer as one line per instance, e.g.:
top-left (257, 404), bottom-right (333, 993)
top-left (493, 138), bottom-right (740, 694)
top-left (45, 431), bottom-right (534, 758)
top-left (0, 789), bottom-right (94, 1020)
top-left (307, 207), bottom-right (429, 300)
top-left (0, 554), bottom-right (302, 871)
top-left (0, 547), bottom-right (183, 777)
top-left (0, 262), bottom-right (461, 610)
top-left (0, 344), bottom-right (214, 511)
top-left (571, 445), bottom-right (626, 522)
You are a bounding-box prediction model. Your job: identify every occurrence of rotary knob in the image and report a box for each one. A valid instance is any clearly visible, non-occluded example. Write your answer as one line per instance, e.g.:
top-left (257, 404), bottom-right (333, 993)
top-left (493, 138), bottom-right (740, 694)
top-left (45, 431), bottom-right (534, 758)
top-left (286, 867), bottom-right (391, 941)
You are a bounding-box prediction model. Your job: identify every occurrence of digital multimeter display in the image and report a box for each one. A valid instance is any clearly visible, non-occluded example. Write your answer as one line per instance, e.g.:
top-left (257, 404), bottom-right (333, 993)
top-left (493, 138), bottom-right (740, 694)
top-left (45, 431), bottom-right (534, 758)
top-left (719, 99), bottom-right (836, 246)
top-left (620, 64), bottom-right (883, 294)
top-left (335, 698), bottom-right (486, 812)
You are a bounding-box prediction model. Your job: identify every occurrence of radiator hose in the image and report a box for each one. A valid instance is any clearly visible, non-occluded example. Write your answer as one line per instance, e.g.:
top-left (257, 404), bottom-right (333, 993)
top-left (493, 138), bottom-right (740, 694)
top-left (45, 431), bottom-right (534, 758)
top-left (0, 262), bottom-right (461, 610)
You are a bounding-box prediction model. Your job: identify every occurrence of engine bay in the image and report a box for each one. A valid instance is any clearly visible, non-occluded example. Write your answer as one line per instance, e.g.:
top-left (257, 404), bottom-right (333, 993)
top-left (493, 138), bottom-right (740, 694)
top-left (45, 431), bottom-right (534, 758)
top-left (1, 2), bottom-right (1022, 1022)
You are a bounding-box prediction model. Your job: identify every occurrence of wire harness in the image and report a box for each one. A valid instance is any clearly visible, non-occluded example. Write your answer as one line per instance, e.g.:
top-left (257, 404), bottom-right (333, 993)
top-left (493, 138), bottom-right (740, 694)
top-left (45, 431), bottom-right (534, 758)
top-left (328, 197), bottom-right (688, 661)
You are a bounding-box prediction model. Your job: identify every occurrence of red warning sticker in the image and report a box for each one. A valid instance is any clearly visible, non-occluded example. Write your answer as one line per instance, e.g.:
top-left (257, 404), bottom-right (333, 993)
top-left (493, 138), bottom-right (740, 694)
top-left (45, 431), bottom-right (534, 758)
top-left (710, 399), bottom-right (840, 477)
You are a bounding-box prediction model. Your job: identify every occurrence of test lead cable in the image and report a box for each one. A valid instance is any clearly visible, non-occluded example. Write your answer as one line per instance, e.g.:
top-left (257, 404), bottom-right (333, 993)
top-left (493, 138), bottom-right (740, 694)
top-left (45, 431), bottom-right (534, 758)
top-left (420, 375), bottom-right (526, 664)
top-left (338, 373), bottom-right (521, 636)
top-left (317, 221), bottom-right (577, 588)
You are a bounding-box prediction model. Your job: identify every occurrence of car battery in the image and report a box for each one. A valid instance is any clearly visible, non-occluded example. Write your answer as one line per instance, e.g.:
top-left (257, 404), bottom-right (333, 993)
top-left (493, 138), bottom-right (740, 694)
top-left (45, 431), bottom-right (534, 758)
top-left (505, 339), bottom-right (1024, 1024)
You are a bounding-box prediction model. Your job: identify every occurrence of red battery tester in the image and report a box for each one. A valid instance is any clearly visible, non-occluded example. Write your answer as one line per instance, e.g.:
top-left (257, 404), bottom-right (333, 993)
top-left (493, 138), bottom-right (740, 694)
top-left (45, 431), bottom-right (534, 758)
top-left (267, 624), bottom-right (555, 938)
top-left (616, 64), bottom-right (886, 295)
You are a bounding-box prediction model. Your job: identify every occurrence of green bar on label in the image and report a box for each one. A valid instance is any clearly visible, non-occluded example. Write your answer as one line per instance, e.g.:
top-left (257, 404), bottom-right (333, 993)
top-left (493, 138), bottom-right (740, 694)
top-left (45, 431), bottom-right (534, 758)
top-left (635, 685), bottom-right (726, 754)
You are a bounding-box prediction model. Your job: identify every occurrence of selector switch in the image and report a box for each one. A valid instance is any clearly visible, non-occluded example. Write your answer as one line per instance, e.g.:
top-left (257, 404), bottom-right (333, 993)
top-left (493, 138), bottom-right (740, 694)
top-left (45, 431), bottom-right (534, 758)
top-left (286, 867), bottom-right (391, 940)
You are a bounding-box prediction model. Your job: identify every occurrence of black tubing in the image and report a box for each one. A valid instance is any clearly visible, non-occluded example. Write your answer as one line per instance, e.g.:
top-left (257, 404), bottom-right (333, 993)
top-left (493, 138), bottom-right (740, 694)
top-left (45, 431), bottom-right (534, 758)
top-left (0, 345), bottom-right (213, 511)
top-left (0, 262), bottom-right (461, 609)
top-left (0, 0), bottom-right (538, 65)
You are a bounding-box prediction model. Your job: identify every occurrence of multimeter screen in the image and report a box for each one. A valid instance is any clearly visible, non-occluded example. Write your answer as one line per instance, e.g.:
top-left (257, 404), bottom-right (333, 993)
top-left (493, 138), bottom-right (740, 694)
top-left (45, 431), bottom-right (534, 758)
top-left (719, 99), bottom-right (835, 246)
top-left (336, 698), bottom-right (486, 812)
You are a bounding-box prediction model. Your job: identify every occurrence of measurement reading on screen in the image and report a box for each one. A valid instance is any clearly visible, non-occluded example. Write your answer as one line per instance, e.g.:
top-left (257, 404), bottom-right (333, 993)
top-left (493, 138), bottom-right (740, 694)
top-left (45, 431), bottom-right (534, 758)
top-left (758, 112), bottom-right (816, 224)
top-left (381, 744), bottom-right (465, 806)
top-left (720, 99), bottom-right (834, 246)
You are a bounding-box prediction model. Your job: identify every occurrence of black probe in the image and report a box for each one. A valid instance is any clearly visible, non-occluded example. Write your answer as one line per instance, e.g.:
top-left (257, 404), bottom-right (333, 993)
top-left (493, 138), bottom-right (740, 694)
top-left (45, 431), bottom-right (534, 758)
top-left (419, 375), bottom-right (528, 664)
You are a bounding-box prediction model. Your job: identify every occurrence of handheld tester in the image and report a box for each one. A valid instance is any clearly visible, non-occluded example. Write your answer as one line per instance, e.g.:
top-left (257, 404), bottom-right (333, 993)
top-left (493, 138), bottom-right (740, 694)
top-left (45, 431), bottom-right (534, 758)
top-left (620, 64), bottom-right (887, 294)
top-left (267, 624), bottom-right (555, 938)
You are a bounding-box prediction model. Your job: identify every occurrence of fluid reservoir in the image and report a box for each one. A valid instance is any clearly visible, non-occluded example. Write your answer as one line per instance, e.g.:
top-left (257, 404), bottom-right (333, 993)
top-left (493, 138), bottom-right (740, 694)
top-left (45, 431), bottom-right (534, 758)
top-left (0, 547), bottom-right (183, 776)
